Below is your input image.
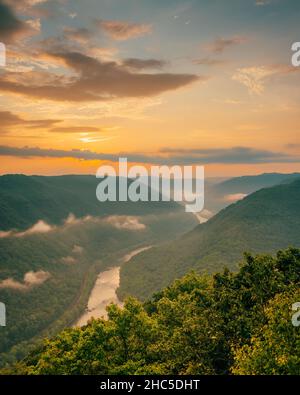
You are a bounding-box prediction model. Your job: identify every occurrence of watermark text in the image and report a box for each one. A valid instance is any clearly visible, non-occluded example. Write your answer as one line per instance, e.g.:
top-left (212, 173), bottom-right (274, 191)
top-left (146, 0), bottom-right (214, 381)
top-left (96, 158), bottom-right (204, 213)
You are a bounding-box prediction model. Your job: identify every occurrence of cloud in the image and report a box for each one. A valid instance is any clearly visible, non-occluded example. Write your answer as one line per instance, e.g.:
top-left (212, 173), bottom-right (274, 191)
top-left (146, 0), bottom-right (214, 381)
top-left (17, 220), bottom-right (54, 236)
top-left (64, 213), bottom-right (146, 231)
top-left (255, 0), bottom-right (272, 5)
top-left (0, 220), bottom-right (55, 238)
top-left (0, 0), bottom-right (33, 42)
top-left (224, 193), bottom-right (248, 203)
top-left (286, 144), bottom-right (300, 150)
top-left (0, 215), bottom-right (97, 239)
top-left (232, 65), bottom-right (298, 94)
top-left (0, 230), bottom-right (13, 238)
top-left (95, 19), bottom-right (152, 41)
top-left (60, 244), bottom-right (83, 264)
top-left (193, 57), bottom-right (226, 66)
top-left (104, 216), bottom-right (146, 231)
top-left (5, 0), bottom-right (64, 18)
top-left (24, 270), bottom-right (50, 285)
top-left (64, 213), bottom-right (94, 225)
top-left (0, 145), bottom-right (299, 165)
top-left (26, 17), bottom-right (41, 32)
top-left (204, 36), bottom-right (246, 54)
top-left (4, 0), bottom-right (48, 9)
top-left (0, 214), bottom-right (146, 243)
top-left (64, 213), bottom-right (145, 231)
top-left (0, 111), bottom-right (61, 131)
top-left (194, 208), bottom-right (214, 224)
top-left (63, 26), bottom-right (94, 44)
top-left (0, 270), bottom-right (50, 291)
top-left (0, 51), bottom-right (200, 101)
top-left (72, 245), bottom-right (83, 254)
top-left (61, 256), bottom-right (76, 264)
top-left (158, 146), bottom-right (300, 165)
top-left (122, 58), bottom-right (168, 71)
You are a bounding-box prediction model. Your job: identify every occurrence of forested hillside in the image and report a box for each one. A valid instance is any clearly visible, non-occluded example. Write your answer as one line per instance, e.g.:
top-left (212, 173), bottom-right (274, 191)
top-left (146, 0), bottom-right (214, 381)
top-left (0, 175), bottom-right (196, 366)
top-left (119, 179), bottom-right (300, 300)
top-left (205, 172), bottom-right (300, 213)
top-left (5, 248), bottom-right (299, 375)
top-left (0, 175), bottom-right (184, 230)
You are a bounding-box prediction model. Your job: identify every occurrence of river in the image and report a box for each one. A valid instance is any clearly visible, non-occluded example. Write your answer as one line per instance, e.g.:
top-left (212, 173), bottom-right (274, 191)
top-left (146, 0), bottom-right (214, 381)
top-left (75, 246), bottom-right (151, 327)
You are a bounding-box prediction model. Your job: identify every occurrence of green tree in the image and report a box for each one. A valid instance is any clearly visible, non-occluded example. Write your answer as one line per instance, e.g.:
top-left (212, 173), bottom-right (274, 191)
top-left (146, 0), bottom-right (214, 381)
top-left (232, 287), bottom-right (300, 375)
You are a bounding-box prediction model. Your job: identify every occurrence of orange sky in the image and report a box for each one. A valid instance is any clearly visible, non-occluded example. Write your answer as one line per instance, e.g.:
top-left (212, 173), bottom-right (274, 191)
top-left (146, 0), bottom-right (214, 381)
top-left (0, 0), bottom-right (299, 177)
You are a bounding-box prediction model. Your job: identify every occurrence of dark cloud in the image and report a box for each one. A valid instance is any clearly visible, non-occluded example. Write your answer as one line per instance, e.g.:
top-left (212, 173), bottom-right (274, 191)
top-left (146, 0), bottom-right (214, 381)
top-left (122, 58), bottom-right (168, 70)
top-left (204, 36), bottom-right (246, 54)
top-left (0, 0), bottom-right (32, 42)
top-left (0, 145), bottom-right (117, 161)
top-left (4, 0), bottom-right (65, 18)
top-left (193, 57), bottom-right (226, 66)
top-left (286, 144), bottom-right (300, 150)
top-left (0, 51), bottom-right (200, 101)
top-left (94, 19), bottom-right (152, 41)
top-left (159, 146), bottom-right (299, 164)
top-left (0, 111), bottom-right (61, 130)
top-left (0, 145), bottom-right (299, 165)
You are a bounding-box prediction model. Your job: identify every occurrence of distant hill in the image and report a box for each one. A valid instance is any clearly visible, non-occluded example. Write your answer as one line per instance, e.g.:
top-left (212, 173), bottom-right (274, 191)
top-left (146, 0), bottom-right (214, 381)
top-left (205, 172), bottom-right (300, 213)
top-left (118, 178), bottom-right (300, 300)
top-left (214, 172), bottom-right (300, 194)
top-left (0, 174), bottom-right (188, 231)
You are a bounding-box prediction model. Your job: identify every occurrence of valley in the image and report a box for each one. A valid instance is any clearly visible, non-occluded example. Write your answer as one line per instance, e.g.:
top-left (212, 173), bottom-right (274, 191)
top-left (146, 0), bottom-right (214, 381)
top-left (0, 172), bottom-right (299, 370)
top-left (76, 246), bottom-right (151, 326)
top-left (0, 175), bottom-right (197, 366)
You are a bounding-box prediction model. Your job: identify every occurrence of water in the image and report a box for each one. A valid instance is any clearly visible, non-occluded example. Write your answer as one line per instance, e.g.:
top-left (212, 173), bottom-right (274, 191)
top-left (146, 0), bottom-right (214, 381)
top-left (75, 246), bottom-right (151, 326)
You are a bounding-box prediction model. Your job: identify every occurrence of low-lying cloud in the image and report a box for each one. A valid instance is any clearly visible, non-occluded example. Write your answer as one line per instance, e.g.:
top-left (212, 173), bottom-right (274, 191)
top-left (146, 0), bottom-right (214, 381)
top-left (224, 193), bottom-right (248, 203)
top-left (103, 216), bottom-right (146, 231)
top-left (19, 220), bottom-right (53, 235)
top-left (0, 220), bottom-right (55, 238)
top-left (0, 270), bottom-right (51, 291)
top-left (61, 256), bottom-right (76, 264)
top-left (72, 244), bottom-right (84, 254)
top-left (0, 214), bottom-right (147, 239)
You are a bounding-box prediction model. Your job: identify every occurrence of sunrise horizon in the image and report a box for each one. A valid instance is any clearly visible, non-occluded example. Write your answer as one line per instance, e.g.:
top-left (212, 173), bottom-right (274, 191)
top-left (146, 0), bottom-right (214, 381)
top-left (0, 0), bottom-right (300, 177)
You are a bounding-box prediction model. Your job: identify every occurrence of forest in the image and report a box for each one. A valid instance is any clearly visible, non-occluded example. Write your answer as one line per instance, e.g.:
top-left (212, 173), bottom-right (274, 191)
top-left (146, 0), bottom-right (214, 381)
top-left (3, 247), bottom-right (299, 375)
top-left (119, 178), bottom-right (300, 300)
top-left (0, 175), bottom-right (196, 366)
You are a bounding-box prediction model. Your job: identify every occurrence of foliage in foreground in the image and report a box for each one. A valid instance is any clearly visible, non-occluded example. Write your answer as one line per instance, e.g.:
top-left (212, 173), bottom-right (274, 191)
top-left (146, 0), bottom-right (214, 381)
top-left (5, 248), bottom-right (300, 375)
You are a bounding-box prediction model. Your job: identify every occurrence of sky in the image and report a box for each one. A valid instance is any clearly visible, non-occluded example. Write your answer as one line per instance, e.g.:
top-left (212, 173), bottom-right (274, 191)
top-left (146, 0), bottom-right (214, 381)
top-left (0, 0), bottom-right (299, 177)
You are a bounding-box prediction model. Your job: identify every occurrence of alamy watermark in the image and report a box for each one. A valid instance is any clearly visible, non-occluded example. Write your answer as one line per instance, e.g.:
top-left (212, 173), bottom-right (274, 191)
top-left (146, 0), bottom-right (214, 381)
top-left (0, 302), bottom-right (6, 327)
top-left (292, 302), bottom-right (300, 327)
top-left (96, 158), bottom-right (204, 213)
top-left (291, 42), bottom-right (300, 67)
top-left (0, 42), bottom-right (6, 67)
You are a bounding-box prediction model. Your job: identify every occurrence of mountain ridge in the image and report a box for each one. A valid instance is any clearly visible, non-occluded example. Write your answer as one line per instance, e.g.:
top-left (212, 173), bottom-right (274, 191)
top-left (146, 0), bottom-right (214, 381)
top-left (118, 178), bottom-right (300, 300)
